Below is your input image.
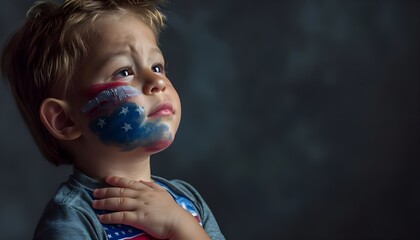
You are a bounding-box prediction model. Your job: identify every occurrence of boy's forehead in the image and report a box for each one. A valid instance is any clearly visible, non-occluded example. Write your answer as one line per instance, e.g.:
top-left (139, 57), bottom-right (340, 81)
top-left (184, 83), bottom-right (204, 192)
top-left (94, 14), bottom-right (156, 38)
top-left (88, 14), bottom-right (159, 56)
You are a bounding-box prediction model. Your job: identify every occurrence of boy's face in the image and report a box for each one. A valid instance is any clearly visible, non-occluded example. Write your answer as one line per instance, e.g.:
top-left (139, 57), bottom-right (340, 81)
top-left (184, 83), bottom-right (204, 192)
top-left (70, 13), bottom-right (181, 155)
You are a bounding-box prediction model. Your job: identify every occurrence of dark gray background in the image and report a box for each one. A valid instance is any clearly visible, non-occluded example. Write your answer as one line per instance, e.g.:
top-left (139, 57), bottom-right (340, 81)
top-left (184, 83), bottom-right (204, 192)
top-left (1, 0), bottom-right (420, 239)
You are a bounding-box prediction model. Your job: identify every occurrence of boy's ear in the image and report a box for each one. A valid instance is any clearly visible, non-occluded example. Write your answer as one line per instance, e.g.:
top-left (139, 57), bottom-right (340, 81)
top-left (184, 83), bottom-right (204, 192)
top-left (39, 98), bottom-right (82, 140)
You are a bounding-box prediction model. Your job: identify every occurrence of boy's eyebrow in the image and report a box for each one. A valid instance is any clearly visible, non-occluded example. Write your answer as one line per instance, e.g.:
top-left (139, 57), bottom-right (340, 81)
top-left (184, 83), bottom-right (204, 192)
top-left (149, 47), bottom-right (163, 56)
top-left (96, 47), bottom-right (164, 70)
top-left (145, 47), bottom-right (164, 62)
top-left (95, 49), bottom-right (132, 71)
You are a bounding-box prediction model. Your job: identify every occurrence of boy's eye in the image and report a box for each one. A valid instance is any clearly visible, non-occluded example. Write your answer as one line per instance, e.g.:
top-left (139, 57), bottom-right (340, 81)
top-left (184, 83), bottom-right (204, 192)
top-left (152, 64), bottom-right (165, 73)
top-left (113, 67), bottom-right (134, 79)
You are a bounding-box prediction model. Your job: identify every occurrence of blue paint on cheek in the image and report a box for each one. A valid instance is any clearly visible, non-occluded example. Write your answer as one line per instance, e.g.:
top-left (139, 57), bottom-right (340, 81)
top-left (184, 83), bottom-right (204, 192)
top-left (89, 102), bottom-right (171, 150)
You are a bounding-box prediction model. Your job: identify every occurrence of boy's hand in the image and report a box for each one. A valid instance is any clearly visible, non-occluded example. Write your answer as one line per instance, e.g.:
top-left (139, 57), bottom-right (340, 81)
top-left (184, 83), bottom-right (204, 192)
top-left (92, 176), bottom-right (210, 240)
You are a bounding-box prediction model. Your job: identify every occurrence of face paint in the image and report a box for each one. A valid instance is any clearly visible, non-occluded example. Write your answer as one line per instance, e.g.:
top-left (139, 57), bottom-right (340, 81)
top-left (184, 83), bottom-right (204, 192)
top-left (89, 102), bottom-right (172, 151)
top-left (81, 84), bottom-right (140, 115)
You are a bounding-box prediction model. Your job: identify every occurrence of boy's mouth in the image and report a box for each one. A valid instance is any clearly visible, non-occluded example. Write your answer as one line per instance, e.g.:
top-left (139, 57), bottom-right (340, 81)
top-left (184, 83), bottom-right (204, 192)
top-left (148, 102), bottom-right (174, 118)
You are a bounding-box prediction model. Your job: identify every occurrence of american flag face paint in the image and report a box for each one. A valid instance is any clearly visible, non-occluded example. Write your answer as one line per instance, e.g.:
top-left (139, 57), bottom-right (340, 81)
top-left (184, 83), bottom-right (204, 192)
top-left (89, 102), bottom-right (172, 151)
top-left (83, 83), bottom-right (172, 151)
top-left (81, 84), bottom-right (140, 115)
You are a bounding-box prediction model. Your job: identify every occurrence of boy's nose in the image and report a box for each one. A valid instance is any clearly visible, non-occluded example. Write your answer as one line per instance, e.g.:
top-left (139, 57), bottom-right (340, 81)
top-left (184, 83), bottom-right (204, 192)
top-left (141, 69), bottom-right (166, 95)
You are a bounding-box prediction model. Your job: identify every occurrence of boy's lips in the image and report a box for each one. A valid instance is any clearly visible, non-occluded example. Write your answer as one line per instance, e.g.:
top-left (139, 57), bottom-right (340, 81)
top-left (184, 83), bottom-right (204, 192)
top-left (148, 102), bottom-right (174, 118)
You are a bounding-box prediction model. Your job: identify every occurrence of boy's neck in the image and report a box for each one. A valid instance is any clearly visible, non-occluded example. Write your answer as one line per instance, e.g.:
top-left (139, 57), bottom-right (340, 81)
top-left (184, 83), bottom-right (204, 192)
top-left (75, 155), bottom-right (153, 182)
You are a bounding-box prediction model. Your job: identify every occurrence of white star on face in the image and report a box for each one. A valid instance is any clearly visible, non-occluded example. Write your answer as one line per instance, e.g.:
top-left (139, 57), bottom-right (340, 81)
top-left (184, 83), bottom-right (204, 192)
top-left (121, 123), bottom-right (132, 132)
top-left (97, 118), bottom-right (106, 128)
top-left (119, 106), bottom-right (129, 115)
top-left (135, 106), bottom-right (144, 114)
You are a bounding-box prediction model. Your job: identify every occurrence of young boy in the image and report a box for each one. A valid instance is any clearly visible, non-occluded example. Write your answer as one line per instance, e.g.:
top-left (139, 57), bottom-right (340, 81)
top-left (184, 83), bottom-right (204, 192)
top-left (1, 0), bottom-right (225, 239)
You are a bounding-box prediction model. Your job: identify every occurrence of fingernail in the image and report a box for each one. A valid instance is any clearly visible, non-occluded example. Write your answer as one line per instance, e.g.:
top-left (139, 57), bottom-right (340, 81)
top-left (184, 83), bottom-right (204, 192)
top-left (92, 189), bottom-right (99, 196)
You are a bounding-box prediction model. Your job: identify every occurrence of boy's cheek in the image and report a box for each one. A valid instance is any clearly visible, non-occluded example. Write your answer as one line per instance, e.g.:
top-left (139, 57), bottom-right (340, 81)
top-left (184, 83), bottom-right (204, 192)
top-left (80, 85), bottom-right (141, 116)
top-left (79, 84), bottom-right (176, 152)
top-left (88, 101), bottom-right (173, 152)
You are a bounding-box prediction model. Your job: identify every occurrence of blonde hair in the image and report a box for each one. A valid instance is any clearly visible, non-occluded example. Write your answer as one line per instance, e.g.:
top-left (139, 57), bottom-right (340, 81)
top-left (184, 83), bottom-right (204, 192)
top-left (1, 0), bottom-right (166, 165)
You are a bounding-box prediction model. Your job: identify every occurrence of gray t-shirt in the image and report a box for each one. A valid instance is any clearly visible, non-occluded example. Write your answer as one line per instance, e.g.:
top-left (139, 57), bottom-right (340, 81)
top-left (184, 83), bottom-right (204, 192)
top-left (33, 168), bottom-right (225, 240)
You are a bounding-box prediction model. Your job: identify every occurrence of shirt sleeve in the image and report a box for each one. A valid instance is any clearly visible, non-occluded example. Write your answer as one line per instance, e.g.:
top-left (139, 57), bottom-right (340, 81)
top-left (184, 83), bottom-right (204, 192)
top-left (33, 202), bottom-right (105, 240)
top-left (171, 179), bottom-right (226, 240)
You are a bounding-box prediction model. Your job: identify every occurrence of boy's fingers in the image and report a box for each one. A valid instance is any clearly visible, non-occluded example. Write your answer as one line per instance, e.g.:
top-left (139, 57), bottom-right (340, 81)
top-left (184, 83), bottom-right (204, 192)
top-left (92, 197), bottom-right (138, 211)
top-left (98, 211), bottom-right (145, 228)
top-left (93, 187), bottom-right (137, 199)
top-left (105, 176), bottom-right (150, 190)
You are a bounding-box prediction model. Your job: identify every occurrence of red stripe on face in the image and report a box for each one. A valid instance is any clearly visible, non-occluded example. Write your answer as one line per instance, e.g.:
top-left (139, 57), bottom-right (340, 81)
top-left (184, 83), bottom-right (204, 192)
top-left (85, 81), bottom-right (131, 98)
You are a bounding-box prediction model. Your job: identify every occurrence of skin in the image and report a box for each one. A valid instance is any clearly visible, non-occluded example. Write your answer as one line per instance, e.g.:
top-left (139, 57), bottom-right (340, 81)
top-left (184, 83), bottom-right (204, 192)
top-left (62, 13), bottom-right (210, 240)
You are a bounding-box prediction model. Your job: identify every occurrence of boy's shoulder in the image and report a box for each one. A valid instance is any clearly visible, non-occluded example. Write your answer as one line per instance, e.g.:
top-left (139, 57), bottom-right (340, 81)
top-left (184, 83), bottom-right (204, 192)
top-left (45, 175), bottom-right (94, 212)
top-left (46, 168), bottom-right (104, 210)
top-left (33, 172), bottom-right (106, 240)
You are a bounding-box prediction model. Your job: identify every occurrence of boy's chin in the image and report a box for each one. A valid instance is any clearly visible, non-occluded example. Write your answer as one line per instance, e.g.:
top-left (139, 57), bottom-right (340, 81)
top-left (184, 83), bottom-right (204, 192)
top-left (143, 139), bottom-right (174, 154)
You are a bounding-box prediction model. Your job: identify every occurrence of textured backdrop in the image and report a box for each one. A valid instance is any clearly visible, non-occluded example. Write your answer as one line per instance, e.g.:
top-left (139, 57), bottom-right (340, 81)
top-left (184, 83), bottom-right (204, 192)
top-left (1, 0), bottom-right (420, 239)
